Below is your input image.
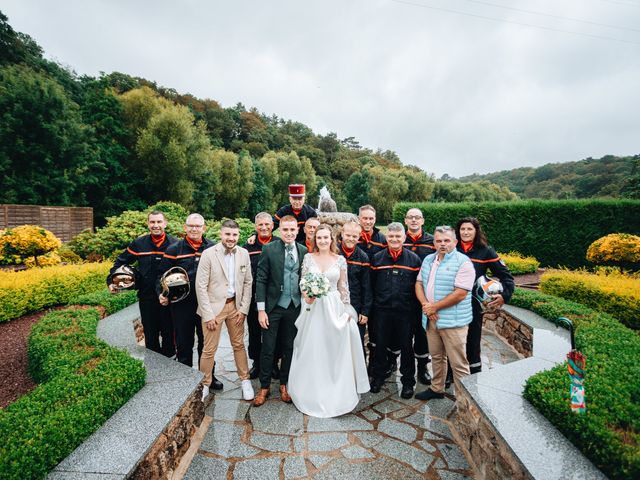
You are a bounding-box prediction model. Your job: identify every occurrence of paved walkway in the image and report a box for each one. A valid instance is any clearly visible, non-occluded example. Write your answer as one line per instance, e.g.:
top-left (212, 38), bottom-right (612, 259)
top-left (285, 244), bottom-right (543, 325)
top-left (176, 329), bottom-right (521, 479)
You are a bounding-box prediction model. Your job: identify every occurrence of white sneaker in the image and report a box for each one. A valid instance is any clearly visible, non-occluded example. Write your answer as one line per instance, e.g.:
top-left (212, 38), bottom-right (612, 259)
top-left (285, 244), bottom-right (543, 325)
top-left (242, 379), bottom-right (255, 400)
top-left (201, 385), bottom-right (210, 401)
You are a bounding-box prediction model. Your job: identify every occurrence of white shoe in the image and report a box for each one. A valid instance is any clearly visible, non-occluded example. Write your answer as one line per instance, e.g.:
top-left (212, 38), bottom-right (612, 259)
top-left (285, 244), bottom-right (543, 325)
top-left (202, 385), bottom-right (210, 401)
top-left (242, 379), bottom-right (255, 400)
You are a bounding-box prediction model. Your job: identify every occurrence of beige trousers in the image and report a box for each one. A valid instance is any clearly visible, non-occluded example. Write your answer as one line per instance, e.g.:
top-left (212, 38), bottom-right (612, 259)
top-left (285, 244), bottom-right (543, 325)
top-left (200, 301), bottom-right (250, 386)
top-left (426, 319), bottom-right (470, 393)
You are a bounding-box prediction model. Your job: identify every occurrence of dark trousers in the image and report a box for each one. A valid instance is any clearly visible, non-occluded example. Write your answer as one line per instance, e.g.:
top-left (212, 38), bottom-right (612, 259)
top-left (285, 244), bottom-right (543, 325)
top-left (413, 313), bottom-right (430, 368)
top-left (171, 294), bottom-right (204, 370)
top-left (466, 300), bottom-right (484, 374)
top-left (248, 301), bottom-right (282, 368)
top-left (371, 308), bottom-right (415, 387)
top-left (139, 297), bottom-right (174, 357)
top-left (259, 303), bottom-right (299, 388)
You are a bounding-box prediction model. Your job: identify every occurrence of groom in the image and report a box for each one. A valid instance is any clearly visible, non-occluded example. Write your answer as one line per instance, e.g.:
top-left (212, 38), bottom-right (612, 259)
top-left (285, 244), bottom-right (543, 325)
top-left (253, 215), bottom-right (307, 406)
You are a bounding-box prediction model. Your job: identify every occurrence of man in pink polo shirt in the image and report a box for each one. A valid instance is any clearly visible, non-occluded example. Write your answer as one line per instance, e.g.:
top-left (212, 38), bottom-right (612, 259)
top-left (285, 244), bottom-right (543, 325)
top-left (414, 225), bottom-right (475, 401)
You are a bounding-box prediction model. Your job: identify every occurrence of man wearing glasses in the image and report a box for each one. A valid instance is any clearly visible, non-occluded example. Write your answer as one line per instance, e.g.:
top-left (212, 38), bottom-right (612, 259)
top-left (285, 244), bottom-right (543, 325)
top-left (403, 208), bottom-right (436, 386)
top-left (158, 214), bottom-right (221, 389)
top-left (414, 226), bottom-right (475, 401)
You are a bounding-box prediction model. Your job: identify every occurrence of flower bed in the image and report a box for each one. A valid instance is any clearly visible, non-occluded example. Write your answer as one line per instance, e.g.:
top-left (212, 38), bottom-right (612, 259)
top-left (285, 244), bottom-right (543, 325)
top-left (540, 269), bottom-right (640, 331)
top-left (499, 251), bottom-right (539, 275)
top-left (0, 262), bottom-right (110, 322)
top-left (511, 288), bottom-right (640, 480)
top-left (0, 306), bottom-right (145, 479)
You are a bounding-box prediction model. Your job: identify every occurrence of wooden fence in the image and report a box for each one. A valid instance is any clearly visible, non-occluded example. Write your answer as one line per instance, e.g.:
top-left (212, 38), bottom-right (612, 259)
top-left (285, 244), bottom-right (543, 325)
top-left (0, 205), bottom-right (93, 242)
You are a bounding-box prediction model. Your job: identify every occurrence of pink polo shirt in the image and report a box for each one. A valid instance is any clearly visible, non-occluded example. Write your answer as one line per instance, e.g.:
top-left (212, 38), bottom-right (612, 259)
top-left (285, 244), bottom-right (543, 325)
top-left (419, 253), bottom-right (475, 303)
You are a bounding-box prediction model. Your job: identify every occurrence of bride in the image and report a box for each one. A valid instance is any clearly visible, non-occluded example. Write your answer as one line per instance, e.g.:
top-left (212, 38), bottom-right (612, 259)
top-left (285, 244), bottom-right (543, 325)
top-left (288, 224), bottom-right (370, 418)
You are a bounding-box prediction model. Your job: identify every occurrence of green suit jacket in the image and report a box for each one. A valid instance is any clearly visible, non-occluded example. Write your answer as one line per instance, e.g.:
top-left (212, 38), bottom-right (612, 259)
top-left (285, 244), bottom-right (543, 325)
top-left (255, 239), bottom-right (307, 314)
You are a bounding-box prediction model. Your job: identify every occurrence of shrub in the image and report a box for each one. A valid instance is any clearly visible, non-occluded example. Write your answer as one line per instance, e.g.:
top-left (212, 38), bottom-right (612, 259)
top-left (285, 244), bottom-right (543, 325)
top-left (512, 289), bottom-right (640, 479)
top-left (0, 225), bottom-right (62, 266)
top-left (393, 199), bottom-right (640, 268)
top-left (23, 251), bottom-right (62, 268)
top-left (0, 308), bottom-right (145, 479)
top-left (540, 269), bottom-right (640, 331)
top-left (499, 251), bottom-right (539, 275)
top-left (0, 262), bottom-right (110, 322)
top-left (586, 233), bottom-right (640, 271)
top-left (71, 288), bottom-right (138, 315)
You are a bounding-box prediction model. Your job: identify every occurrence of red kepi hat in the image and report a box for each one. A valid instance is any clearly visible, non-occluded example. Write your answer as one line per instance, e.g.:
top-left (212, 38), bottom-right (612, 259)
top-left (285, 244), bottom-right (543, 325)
top-left (288, 184), bottom-right (305, 197)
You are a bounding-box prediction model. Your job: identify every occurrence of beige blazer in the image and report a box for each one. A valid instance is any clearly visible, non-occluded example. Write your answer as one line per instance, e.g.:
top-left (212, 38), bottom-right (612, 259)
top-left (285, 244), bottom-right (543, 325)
top-left (195, 243), bottom-right (253, 322)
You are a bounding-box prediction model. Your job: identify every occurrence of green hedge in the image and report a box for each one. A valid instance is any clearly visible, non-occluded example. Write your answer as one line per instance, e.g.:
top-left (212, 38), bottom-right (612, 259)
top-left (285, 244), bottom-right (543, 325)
top-left (393, 199), bottom-right (640, 268)
top-left (71, 288), bottom-right (138, 315)
top-left (511, 289), bottom-right (640, 479)
top-left (0, 308), bottom-right (146, 479)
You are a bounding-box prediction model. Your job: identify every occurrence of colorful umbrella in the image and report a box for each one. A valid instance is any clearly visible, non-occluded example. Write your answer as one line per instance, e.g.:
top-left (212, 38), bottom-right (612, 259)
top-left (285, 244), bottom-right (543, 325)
top-left (556, 317), bottom-right (586, 414)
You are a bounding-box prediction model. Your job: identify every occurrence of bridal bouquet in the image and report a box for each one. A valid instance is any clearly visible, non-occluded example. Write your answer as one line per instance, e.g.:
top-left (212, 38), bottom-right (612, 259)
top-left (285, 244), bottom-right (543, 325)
top-left (300, 271), bottom-right (330, 298)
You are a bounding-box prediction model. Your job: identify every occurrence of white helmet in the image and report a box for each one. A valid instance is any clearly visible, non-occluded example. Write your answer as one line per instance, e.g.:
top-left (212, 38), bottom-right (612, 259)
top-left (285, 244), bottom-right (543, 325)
top-left (474, 275), bottom-right (503, 304)
top-left (108, 265), bottom-right (137, 292)
top-left (160, 266), bottom-right (190, 303)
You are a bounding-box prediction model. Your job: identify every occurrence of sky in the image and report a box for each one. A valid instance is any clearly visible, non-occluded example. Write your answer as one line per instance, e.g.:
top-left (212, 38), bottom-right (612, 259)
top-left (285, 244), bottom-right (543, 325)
top-left (2, 0), bottom-right (640, 178)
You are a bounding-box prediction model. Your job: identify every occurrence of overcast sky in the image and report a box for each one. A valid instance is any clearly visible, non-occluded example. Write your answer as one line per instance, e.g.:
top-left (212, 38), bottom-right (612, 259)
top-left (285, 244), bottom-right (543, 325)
top-left (3, 0), bottom-right (640, 177)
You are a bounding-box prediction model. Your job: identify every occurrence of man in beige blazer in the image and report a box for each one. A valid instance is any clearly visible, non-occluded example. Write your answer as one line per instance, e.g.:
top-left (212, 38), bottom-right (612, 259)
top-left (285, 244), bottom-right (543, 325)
top-left (196, 220), bottom-right (254, 401)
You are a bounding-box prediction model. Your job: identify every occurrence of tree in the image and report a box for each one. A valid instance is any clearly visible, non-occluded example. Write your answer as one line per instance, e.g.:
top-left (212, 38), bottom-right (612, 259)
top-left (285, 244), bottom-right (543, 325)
top-left (367, 166), bottom-right (409, 223)
top-left (344, 170), bottom-right (371, 212)
top-left (0, 225), bottom-right (61, 266)
top-left (210, 150), bottom-right (255, 218)
top-left (0, 64), bottom-right (91, 206)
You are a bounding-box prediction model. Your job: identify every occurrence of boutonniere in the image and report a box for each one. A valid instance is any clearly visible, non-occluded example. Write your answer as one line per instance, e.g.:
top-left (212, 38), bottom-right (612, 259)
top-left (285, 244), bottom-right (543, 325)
top-left (240, 265), bottom-right (247, 273)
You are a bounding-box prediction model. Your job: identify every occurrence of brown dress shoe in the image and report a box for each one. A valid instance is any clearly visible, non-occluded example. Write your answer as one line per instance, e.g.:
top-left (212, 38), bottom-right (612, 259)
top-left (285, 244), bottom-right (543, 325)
top-left (253, 388), bottom-right (270, 407)
top-left (279, 384), bottom-right (292, 403)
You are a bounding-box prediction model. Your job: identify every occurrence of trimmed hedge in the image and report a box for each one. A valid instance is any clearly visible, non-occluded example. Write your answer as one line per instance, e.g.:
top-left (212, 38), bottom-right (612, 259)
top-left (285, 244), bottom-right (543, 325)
top-left (512, 289), bottom-right (640, 479)
top-left (540, 269), bottom-right (640, 331)
top-left (0, 307), bottom-right (146, 479)
top-left (393, 199), bottom-right (640, 268)
top-left (71, 288), bottom-right (138, 315)
top-left (499, 251), bottom-right (539, 275)
top-left (0, 262), bottom-right (110, 322)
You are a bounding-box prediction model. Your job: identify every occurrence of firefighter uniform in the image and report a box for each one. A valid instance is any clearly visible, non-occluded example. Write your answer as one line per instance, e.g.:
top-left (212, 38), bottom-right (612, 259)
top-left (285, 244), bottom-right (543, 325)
top-left (369, 247), bottom-right (422, 389)
top-left (243, 235), bottom-right (280, 371)
top-left (339, 243), bottom-right (372, 350)
top-left (273, 203), bottom-right (317, 244)
top-left (157, 237), bottom-right (214, 368)
top-left (404, 230), bottom-right (436, 382)
top-left (457, 243), bottom-right (515, 374)
top-left (357, 226), bottom-right (387, 258)
top-left (109, 233), bottom-right (177, 357)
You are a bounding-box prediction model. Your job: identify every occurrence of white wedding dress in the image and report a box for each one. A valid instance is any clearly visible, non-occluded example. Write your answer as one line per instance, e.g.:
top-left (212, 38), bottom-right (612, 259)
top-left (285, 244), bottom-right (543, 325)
top-left (288, 254), bottom-right (370, 418)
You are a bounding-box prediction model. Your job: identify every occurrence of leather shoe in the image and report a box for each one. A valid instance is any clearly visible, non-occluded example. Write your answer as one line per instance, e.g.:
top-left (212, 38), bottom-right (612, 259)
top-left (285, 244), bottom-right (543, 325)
top-left (253, 388), bottom-right (270, 407)
top-left (211, 375), bottom-right (224, 390)
top-left (401, 385), bottom-right (414, 399)
top-left (415, 388), bottom-right (445, 401)
top-left (279, 384), bottom-right (293, 403)
top-left (370, 379), bottom-right (382, 394)
top-left (417, 368), bottom-right (432, 386)
top-left (249, 364), bottom-right (260, 380)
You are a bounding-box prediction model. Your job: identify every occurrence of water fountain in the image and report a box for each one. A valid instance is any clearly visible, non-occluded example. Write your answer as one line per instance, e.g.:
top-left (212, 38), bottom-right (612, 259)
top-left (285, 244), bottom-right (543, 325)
top-left (316, 186), bottom-right (358, 231)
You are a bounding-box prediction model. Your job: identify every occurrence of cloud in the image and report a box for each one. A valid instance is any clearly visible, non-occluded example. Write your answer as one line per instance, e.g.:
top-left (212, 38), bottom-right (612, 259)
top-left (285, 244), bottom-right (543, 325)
top-left (3, 0), bottom-right (639, 177)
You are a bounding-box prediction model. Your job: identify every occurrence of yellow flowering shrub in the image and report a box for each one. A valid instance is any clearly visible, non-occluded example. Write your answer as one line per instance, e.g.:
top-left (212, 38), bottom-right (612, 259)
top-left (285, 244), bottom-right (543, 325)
top-left (586, 233), bottom-right (640, 269)
top-left (23, 251), bottom-right (62, 268)
top-left (0, 262), bottom-right (110, 322)
top-left (498, 251), bottom-right (540, 275)
top-left (540, 268), bottom-right (640, 330)
top-left (0, 225), bottom-right (62, 266)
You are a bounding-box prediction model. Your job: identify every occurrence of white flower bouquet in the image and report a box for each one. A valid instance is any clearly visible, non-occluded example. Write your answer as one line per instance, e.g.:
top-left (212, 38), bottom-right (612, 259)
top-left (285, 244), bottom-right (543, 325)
top-left (300, 271), bottom-right (330, 298)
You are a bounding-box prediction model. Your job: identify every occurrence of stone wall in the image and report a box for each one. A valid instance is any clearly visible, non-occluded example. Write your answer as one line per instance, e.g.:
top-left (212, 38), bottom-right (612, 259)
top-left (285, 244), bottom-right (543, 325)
top-left (132, 388), bottom-right (205, 479)
top-left (483, 309), bottom-right (533, 357)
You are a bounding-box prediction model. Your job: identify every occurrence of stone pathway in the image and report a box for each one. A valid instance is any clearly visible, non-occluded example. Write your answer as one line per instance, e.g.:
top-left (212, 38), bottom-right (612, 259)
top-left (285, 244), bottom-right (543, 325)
top-left (177, 329), bottom-right (521, 479)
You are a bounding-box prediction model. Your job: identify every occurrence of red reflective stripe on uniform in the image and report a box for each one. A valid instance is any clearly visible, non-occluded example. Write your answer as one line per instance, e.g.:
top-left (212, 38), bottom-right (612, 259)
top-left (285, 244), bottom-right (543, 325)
top-left (130, 249), bottom-right (165, 256)
top-left (471, 257), bottom-right (500, 264)
top-left (371, 265), bottom-right (420, 271)
top-left (173, 253), bottom-right (202, 259)
top-left (347, 260), bottom-right (370, 267)
top-left (369, 241), bottom-right (385, 247)
top-left (249, 251), bottom-right (262, 255)
top-left (275, 214), bottom-right (282, 220)
top-left (403, 243), bottom-right (433, 248)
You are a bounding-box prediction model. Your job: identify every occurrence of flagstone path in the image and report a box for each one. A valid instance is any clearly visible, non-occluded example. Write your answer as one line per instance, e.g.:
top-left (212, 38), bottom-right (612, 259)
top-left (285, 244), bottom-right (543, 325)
top-left (176, 329), bottom-right (521, 479)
